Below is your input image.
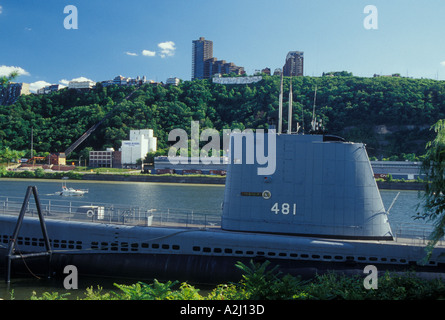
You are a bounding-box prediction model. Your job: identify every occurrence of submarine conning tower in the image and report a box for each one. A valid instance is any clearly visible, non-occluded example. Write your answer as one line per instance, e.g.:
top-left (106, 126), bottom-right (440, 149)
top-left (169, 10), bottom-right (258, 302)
top-left (221, 132), bottom-right (394, 241)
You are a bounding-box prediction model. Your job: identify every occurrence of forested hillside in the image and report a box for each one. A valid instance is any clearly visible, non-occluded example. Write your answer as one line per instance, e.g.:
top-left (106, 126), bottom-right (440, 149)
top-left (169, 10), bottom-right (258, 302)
top-left (1, 74), bottom-right (445, 161)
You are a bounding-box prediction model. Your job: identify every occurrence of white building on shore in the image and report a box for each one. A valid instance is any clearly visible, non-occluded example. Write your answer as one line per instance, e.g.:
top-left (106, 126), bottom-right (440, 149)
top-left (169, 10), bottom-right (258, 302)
top-left (68, 80), bottom-right (95, 90)
top-left (121, 129), bottom-right (157, 167)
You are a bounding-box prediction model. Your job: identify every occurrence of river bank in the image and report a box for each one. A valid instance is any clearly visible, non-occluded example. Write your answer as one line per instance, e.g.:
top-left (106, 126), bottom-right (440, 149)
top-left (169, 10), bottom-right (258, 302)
top-left (1, 170), bottom-right (426, 189)
top-left (81, 174), bottom-right (427, 190)
top-left (81, 173), bottom-right (226, 185)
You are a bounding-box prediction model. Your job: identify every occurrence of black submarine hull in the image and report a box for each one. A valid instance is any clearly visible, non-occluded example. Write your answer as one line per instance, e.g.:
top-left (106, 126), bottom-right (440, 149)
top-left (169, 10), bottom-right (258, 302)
top-left (2, 239), bottom-right (445, 285)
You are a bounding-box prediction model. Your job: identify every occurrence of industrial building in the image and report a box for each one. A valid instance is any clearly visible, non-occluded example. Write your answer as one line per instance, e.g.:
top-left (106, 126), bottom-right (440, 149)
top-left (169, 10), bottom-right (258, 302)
top-left (370, 161), bottom-right (423, 180)
top-left (89, 148), bottom-right (121, 168)
top-left (121, 129), bottom-right (157, 167)
top-left (88, 130), bottom-right (157, 169)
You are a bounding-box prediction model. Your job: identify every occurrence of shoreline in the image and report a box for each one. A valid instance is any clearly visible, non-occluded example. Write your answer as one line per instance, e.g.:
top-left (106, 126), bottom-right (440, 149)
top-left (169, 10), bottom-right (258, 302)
top-left (1, 174), bottom-right (426, 190)
top-left (81, 174), bottom-right (427, 190)
top-left (81, 173), bottom-right (227, 185)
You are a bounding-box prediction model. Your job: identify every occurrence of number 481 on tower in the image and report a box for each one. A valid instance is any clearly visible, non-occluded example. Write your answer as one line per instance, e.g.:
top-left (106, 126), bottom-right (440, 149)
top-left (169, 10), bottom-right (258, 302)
top-left (271, 203), bottom-right (297, 215)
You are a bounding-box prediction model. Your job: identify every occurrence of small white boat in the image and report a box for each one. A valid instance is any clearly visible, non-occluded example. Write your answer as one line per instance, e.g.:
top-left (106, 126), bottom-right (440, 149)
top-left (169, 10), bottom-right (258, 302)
top-left (57, 182), bottom-right (88, 196)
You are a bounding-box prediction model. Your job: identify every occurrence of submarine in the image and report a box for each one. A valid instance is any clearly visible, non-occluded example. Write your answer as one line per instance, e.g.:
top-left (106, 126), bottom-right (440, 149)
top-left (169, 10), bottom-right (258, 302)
top-left (1, 82), bottom-right (445, 285)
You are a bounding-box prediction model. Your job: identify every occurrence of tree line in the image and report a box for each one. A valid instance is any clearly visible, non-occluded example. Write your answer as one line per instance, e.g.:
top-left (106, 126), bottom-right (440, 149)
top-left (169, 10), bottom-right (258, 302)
top-left (1, 73), bottom-right (445, 161)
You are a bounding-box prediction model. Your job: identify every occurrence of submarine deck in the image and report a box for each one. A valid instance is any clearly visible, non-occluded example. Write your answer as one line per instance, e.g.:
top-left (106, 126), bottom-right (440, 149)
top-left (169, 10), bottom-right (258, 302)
top-left (1, 193), bottom-right (444, 249)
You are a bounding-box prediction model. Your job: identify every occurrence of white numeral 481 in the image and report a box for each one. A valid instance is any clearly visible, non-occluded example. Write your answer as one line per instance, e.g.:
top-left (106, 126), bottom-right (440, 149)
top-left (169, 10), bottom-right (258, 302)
top-left (271, 202), bottom-right (296, 215)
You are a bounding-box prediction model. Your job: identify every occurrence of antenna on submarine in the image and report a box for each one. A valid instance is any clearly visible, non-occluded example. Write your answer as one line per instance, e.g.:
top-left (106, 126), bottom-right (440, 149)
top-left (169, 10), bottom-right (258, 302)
top-left (278, 72), bottom-right (283, 134)
top-left (300, 102), bottom-right (304, 134)
top-left (300, 90), bottom-right (304, 135)
top-left (288, 76), bottom-right (293, 134)
top-left (311, 85), bottom-right (317, 132)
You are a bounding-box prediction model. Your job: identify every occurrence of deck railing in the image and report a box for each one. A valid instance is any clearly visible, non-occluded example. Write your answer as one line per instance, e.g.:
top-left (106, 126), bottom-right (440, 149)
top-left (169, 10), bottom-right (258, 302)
top-left (0, 196), bottom-right (221, 229)
top-left (1, 195), bottom-right (443, 245)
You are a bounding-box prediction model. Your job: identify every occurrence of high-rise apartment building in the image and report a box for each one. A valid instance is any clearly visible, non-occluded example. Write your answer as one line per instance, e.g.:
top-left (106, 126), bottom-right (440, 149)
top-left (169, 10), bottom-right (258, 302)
top-left (283, 51), bottom-right (304, 77)
top-left (192, 37), bottom-right (244, 80)
top-left (0, 83), bottom-right (30, 105)
top-left (192, 37), bottom-right (213, 80)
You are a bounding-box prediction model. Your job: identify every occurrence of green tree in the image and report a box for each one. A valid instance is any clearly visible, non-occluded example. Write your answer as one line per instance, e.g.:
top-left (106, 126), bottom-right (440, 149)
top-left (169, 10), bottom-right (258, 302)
top-left (0, 70), bottom-right (19, 88)
top-left (0, 147), bottom-right (25, 163)
top-left (416, 119), bottom-right (445, 261)
top-left (3, 75), bottom-right (445, 159)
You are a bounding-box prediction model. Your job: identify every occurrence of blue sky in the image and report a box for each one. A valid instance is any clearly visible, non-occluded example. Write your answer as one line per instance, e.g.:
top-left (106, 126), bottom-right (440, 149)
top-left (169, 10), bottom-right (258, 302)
top-left (1, 0), bottom-right (445, 92)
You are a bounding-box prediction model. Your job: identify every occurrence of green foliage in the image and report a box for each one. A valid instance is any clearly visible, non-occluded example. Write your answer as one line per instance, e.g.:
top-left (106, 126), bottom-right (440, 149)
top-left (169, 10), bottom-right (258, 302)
top-left (416, 119), bottom-right (445, 260)
top-left (301, 271), bottom-right (445, 300)
top-left (234, 260), bottom-right (306, 300)
top-left (0, 168), bottom-right (83, 180)
top-left (0, 148), bottom-right (25, 163)
top-left (206, 283), bottom-right (248, 300)
top-left (170, 282), bottom-right (203, 300)
top-left (30, 291), bottom-right (70, 300)
top-left (113, 280), bottom-right (179, 300)
top-left (370, 272), bottom-right (443, 300)
top-left (234, 260), bottom-right (280, 299)
top-left (0, 71), bottom-right (18, 88)
top-left (82, 286), bottom-right (117, 300)
top-left (303, 272), bottom-right (367, 300)
top-left (24, 260), bottom-right (445, 300)
top-left (1, 76), bottom-right (445, 159)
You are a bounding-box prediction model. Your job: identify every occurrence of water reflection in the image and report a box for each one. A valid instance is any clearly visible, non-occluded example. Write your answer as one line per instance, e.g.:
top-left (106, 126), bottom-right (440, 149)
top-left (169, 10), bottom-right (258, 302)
top-left (0, 179), bottom-right (436, 300)
top-left (0, 179), bottom-right (225, 214)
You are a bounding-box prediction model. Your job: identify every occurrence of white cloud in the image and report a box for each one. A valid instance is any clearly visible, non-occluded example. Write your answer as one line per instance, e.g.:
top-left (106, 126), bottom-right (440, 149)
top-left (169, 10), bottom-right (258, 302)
top-left (125, 51), bottom-right (138, 56)
top-left (59, 77), bottom-right (94, 86)
top-left (29, 81), bottom-right (52, 93)
top-left (142, 50), bottom-right (156, 57)
top-left (0, 65), bottom-right (30, 77)
top-left (158, 41), bottom-right (176, 58)
top-left (59, 79), bottom-right (70, 86)
top-left (0, 6), bottom-right (3, 14)
top-left (137, 41), bottom-right (176, 58)
top-left (72, 76), bottom-right (94, 82)
top-left (441, 61), bottom-right (445, 67)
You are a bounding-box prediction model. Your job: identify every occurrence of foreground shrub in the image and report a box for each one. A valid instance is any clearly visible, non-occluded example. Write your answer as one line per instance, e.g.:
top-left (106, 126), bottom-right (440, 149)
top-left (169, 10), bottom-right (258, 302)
top-left (25, 261), bottom-right (445, 300)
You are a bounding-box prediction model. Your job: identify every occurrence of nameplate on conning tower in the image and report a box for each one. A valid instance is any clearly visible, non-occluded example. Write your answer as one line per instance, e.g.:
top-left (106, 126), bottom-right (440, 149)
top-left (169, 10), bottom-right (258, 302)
top-left (240, 192), bottom-right (262, 197)
top-left (240, 191), bottom-right (271, 199)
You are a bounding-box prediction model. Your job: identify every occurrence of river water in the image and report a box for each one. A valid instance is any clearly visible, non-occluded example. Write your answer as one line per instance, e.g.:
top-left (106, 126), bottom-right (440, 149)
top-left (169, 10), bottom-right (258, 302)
top-left (0, 178), bottom-right (435, 299)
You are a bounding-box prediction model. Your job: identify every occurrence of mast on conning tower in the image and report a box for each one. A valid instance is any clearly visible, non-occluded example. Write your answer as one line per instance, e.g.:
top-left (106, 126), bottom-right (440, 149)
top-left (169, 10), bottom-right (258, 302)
top-left (300, 100), bottom-right (304, 134)
top-left (278, 73), bottom-right (283, 134)
top-left (311, 85), bottom-right (317, 132)
top-left (288, 76), bottom-right (292, 134)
